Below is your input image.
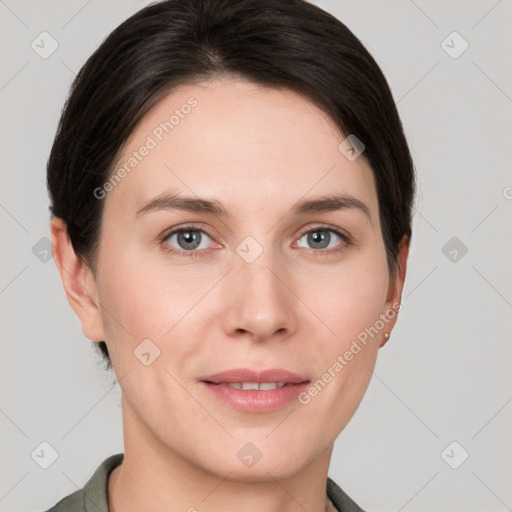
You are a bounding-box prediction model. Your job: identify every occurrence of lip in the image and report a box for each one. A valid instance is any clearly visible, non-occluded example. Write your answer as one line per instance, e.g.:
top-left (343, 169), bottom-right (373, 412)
top-left (200, 368), bottom-right (309, 384)
top-left (199, 368), bottom-right (310, 413)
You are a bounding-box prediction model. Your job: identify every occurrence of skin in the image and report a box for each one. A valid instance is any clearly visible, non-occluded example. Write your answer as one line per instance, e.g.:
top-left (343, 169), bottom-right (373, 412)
top-left (51, 78), bottom-right (409, 512)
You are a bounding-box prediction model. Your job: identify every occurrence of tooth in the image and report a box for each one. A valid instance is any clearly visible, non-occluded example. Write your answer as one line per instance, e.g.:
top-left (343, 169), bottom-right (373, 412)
top-left (241, 382), bottom-right (259, 390)
top-left (258, 382), bottom-right (278, 390)
top-left (223, 382), bottom-right (288, 390)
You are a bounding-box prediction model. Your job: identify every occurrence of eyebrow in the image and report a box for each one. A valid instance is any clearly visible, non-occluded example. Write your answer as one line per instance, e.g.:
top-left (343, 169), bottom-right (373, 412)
top-left (135, 191), bottom-right (371, 222)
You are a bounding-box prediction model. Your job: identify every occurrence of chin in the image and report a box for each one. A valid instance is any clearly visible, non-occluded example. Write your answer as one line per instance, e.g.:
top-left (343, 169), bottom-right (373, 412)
top-left (198, 444), bottom-right (316, 483)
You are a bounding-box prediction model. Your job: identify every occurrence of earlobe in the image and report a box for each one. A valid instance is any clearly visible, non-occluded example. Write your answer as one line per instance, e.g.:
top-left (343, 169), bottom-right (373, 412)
top-left (50, 217), bottom-right (106, 342)
top-left (380, 332), bottom-right (390, 347)
top-left (381, 234), bottom-right (410, 345)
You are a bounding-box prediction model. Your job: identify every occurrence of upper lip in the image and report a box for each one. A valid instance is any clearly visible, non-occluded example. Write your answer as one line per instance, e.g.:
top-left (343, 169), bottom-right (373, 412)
top-left (200, 368), bottom-right (309, 384)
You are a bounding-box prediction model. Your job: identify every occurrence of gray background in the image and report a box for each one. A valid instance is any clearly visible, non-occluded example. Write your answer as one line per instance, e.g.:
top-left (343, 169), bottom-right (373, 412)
top-left (1, 1), bottom-right (511, 511)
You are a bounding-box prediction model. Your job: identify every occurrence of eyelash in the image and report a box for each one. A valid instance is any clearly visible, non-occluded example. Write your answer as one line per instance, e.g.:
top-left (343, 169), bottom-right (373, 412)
top-left (160, 224), bottom-right (351, 259)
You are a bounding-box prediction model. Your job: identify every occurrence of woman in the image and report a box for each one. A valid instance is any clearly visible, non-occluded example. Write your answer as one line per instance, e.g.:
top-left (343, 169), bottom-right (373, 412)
top-left (45, 0), bottom-right (415, 510)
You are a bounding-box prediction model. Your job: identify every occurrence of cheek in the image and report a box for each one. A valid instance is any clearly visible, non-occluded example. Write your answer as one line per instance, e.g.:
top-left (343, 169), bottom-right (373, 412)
top-left (296, 244), bottom-right (388, 416)
top-left (298, 268), bottom-right (385, 430)
top-left (94, 247), bottom-right (169, 360)
top-left (305, 248), bottom-right (389, 348)
top-left (96, 246), bottom-right (213, 372)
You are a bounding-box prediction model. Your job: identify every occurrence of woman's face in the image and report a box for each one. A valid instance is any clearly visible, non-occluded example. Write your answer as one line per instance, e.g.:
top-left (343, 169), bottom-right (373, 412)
top-left (80, 78), bottom-right (406, 479)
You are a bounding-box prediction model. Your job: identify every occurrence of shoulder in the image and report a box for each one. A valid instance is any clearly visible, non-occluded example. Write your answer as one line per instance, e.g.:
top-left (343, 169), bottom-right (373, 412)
top-left (42, 490), bottom-right (84, 512)
top-left (327, 476), bottom-right (367, 512)
top-left (42, 453), bottom-right (124, 512)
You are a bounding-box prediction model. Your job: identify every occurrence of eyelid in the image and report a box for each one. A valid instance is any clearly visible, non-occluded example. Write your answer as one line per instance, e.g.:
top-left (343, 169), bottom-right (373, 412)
top-left (160, 223), bottom-right (217, 241)
top-left (297, 223), bottom-right (351, 240)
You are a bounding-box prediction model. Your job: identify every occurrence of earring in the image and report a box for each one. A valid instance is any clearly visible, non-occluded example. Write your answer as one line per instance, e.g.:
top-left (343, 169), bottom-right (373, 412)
top-left (381, 332), bottom-right (390, 347)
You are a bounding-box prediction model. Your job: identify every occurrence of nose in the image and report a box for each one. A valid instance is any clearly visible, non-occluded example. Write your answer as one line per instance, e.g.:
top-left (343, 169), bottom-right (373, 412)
top-left (222, 247), bottom-right (297, 343)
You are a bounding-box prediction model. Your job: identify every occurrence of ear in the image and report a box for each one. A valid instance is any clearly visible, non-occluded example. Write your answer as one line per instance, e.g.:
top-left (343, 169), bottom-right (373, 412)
top-left (380, 234), bottom-right (410, 347)
top-left (50, 216), bottom-right (106, 343)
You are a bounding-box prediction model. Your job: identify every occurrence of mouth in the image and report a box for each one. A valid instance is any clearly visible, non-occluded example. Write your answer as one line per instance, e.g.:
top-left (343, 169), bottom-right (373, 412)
top-left (208, 382), bottom-right (288, 390)
top-left (199, 368), bottom-right (310, 413)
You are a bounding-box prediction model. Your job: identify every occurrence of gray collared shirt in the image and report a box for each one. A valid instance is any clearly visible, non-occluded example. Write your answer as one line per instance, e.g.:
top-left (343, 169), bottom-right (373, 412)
top-left (43, 453), bottom-right (366, 512)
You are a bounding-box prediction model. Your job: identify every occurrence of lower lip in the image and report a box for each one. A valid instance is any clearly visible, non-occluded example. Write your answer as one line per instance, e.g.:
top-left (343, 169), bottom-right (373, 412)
top-left (200, 382), bottom-right (310, 413)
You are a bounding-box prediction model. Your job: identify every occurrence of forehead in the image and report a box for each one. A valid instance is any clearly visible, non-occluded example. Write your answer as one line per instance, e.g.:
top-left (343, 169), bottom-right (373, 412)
top-left (104, 78), bottom-right (378, 219)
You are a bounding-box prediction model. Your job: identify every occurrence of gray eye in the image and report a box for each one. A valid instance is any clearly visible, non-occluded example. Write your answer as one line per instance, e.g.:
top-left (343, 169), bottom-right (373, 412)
top-left (298, 229), bottom-right (342, 250)
top-left (166, 229), bottom-right (212, 251)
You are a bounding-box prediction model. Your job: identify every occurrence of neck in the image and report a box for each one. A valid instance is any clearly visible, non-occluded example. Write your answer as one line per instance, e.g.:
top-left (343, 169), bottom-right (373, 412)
top-left (108, 399), bottom-right (335, 512)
